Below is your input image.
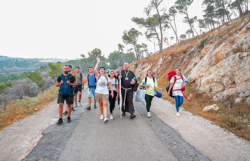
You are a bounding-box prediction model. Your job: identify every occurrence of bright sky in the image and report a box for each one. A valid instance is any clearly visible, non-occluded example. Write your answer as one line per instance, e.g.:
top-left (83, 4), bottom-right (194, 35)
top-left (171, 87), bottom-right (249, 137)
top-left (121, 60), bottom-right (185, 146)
top-left (0, 0), bottom-right (203, 60)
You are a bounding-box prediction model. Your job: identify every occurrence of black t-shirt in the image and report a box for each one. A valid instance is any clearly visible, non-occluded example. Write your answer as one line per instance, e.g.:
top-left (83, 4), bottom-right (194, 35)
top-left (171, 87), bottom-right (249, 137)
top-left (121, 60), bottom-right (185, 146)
top-left (57, 74), bottom-right (76, 93)
top-left (57, 74), bottom-right (76, 83)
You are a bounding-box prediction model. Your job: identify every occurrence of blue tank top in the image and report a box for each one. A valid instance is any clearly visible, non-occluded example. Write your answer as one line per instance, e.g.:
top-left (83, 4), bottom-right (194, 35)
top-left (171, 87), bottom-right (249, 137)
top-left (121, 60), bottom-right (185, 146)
top-left (88, 74), bottom-right (96, 88)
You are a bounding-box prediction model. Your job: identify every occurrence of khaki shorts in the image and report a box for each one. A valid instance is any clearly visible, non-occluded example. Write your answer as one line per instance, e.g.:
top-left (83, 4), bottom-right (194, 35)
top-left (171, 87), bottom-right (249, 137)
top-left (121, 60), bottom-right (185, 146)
top-left (96, 93), bottom-right (109, 102)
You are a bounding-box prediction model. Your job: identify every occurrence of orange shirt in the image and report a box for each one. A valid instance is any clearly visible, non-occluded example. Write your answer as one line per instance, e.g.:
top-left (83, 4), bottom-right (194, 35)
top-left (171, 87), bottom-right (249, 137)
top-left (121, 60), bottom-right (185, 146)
top-left (70, 72), bottom-right (78, 82)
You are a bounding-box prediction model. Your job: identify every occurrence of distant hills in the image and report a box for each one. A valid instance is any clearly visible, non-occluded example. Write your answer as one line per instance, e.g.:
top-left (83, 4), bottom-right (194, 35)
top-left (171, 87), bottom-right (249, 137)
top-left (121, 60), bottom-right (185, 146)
top-left (0, 55), bottom-right (66, 75)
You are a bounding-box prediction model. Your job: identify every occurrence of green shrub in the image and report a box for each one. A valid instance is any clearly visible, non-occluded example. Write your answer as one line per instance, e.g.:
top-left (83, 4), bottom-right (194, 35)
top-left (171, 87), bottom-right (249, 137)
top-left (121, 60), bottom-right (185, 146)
top-left (198, 37), bottom-right (209, 48)
top-left (26, 71), bottom-right (46, 88)
top-left (48, 63), bottom-right (62, 79)
top-left (0, 82), bottom-right (11, 93)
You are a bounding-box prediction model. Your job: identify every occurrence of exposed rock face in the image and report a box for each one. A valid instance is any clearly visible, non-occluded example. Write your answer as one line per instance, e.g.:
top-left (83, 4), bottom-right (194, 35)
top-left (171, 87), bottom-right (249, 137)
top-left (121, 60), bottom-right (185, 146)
top-left (131, 16), bottom-right (250, 103)
top-left (203, 104), bottom-right (219, 112)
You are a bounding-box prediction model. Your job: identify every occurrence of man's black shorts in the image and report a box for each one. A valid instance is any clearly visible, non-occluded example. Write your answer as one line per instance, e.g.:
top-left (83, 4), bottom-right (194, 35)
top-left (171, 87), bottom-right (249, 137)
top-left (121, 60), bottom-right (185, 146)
top-left (75, 85), bottom-right (82, 93)
top-left (57, 94), bottom-right (74, 105)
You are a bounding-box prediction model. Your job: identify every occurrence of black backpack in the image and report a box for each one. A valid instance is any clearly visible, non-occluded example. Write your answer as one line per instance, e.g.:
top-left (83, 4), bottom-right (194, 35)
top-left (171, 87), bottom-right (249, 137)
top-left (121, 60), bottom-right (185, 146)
top-left (166, 85), bottom-right (174, 98)
top-left (145, 76), bottom-right (155, 84)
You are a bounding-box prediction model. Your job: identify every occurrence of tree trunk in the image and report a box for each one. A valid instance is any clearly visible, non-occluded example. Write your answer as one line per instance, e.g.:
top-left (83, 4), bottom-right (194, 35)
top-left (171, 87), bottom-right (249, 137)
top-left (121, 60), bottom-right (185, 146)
top-left (236, 0), bottom-right (244, 17)
top-left (155, 1), bottom-right (163, 53)
top-left (192, 25), bottom-right (199, 36)
top-left (247, 0), bottom-right (249, 11)
top-left (222, 13), bottom-right (225, 24)
top-left (173, 15), bottom-right (179, 43)
top-left (221, 0), bottom-right (226, 23)
top-left (186, 11), bottom-right (195, 37)
top-left (169, 23), bottom-right (179, 43)
top-left (153, 28), bottom-right (161, 53)
top-left (211, 16), bottom-right (215, 28)
top-left (133, 44), bottom-right (139, 60)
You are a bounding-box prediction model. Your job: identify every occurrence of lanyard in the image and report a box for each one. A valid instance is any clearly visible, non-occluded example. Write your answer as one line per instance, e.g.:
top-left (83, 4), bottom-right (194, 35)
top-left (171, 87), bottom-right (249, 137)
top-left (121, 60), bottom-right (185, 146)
top-left (125, 70), bottom-right (129, 78)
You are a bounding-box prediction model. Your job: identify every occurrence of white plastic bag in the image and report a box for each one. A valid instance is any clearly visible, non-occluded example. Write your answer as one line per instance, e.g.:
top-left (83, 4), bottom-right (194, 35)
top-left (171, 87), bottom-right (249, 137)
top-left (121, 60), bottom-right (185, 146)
top-left (135, 89), bottom-right (146, 102)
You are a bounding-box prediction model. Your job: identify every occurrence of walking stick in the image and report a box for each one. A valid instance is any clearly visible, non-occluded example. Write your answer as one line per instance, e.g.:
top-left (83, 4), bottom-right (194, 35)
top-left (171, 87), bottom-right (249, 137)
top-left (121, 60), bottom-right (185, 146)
top-left (119, 70), bottom-right (122, 118)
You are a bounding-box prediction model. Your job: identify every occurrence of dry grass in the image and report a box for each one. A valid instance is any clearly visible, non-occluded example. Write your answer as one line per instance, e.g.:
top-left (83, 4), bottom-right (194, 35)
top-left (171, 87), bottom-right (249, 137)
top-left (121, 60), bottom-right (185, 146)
top-left (0, 86), bottom-right (58, 131)
top-left (157, 82), bottom-right (250, 141)
top-left (233, 45), bottom-right (243, 54)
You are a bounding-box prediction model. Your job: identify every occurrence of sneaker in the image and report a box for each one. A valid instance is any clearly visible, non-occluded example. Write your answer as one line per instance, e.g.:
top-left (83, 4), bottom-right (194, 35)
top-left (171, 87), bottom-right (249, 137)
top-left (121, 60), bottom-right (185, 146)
top-left (72, 107), bottom-right (75, 111)
top-left (63, 111), bottom-right (68, 116)
top-left (74, 103), bottom-right (77, 107)
top-left (79, 102), bottom-right (82, 107)
top-left (104, 118), bottom-right (109, 123)
top-left (110, 114), bottom-right (113, 120)
top-left (147, 112), bottom-right (151, 118)
top-left (56, 118), bottom-right (63, 125)
top-left (130, 114), bottom-right (136, 119)
top-left (176, 112), bottom-right (180, 117)
top-left (122, 112), bottom-right (126, 116)
top-left (94, 105), bottom-right (97, 109)
top-left (100, 115), bottom-right (104, 120)
top-left (67, 116), bottom-right (71, 123)
top-left (86, 106), bottom-right (91, 110)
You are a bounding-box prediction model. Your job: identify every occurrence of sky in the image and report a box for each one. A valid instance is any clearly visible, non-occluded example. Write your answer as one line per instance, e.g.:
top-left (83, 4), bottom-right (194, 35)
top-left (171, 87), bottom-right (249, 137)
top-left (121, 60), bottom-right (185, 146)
top-left (0, 0), bottom-right (203, 60)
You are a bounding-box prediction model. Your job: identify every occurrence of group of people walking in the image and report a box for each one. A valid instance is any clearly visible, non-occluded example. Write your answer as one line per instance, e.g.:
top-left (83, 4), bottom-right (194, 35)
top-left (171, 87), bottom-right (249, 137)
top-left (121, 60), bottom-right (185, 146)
top-left (55, 57), bottom-right (188, 125)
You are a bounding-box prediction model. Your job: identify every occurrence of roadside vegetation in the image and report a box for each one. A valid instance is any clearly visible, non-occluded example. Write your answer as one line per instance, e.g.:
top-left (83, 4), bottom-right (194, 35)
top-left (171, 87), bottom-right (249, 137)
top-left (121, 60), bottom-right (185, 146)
top-left (0, 86), bottom-right (58, 130)
top-left (157, 80), bottom-right (250, 141)
top-left (0, 63), bottom-right (62, 130)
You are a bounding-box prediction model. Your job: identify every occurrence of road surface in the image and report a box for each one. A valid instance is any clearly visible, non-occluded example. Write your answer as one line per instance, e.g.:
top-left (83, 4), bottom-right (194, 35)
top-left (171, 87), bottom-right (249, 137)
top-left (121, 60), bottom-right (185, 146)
top-left (23, 89), bottom-right (210, 161)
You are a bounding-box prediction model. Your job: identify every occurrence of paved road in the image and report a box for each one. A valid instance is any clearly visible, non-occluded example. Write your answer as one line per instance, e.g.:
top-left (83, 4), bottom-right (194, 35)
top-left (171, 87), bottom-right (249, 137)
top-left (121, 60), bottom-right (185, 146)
top-left (24, 89), bottom-right (210, 161)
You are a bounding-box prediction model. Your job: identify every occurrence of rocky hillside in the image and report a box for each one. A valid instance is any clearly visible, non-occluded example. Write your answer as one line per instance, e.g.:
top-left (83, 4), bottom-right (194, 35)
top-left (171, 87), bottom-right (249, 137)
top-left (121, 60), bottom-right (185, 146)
top-left (131, 14), bottom-right (250, 104)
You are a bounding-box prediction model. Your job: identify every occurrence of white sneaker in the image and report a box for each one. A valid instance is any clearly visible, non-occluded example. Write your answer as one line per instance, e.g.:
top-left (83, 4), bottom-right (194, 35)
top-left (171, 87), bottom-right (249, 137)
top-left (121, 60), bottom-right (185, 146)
top-left (79, 102), bottom-right (82, 107)
top-left (74, 103), bottom-right (77, 107)
top-left (104, 118), bottom-right (109, 123)
top-left (147, 112), bottom-right (151, 118)
top-left (100, 115), bottom-right (104, 119)
top-left (110, 114), bottom-right (113, 120)
top-left (176, 112), bottom-right (180, 117)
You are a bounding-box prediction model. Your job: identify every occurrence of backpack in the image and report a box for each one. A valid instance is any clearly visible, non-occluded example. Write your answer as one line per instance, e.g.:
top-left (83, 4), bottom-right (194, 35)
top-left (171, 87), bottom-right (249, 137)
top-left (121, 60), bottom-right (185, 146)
top-left (59, 74), bottom-right (74, 96)
top-left (166, 71), bottom-right (184, 98)
top-left (87, 74), bottom-right (97, 88)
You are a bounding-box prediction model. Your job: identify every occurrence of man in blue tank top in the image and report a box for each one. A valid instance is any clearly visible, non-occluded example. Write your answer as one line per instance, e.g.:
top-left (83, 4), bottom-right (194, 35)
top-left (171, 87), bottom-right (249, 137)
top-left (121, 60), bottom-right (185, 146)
top-left (86, 67), bottom-right (97, 110)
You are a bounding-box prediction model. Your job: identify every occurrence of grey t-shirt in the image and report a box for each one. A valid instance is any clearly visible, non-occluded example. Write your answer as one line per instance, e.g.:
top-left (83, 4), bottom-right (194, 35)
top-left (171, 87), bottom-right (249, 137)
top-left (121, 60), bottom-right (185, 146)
top-left (76, 73), bottom-right (82, 85)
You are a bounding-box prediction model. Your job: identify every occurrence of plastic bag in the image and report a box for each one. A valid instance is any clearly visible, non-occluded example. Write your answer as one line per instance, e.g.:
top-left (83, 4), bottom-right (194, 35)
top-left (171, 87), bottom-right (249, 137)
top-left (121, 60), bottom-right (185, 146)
top-left (135, 89), bottom-right (146, 102)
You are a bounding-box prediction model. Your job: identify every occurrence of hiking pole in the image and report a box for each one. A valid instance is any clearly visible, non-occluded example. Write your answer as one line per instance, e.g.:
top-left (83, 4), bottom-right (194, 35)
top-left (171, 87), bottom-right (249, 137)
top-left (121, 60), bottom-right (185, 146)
top-left (119, 70), bottom-right (122, 118)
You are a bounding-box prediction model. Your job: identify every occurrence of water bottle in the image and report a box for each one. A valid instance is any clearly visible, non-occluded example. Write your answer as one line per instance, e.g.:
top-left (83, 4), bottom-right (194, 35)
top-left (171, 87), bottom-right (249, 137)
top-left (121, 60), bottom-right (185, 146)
top-left (130, 77), bottom-right (136, 84)
top-left (143, 82), bottom-right (146, 85)
top-left (184, 78), bottom-right (188, 84)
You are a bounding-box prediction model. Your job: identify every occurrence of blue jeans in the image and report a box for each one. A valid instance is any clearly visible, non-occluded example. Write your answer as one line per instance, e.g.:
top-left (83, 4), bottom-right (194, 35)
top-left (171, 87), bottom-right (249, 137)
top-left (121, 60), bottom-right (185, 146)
top-left (175, 96), bottom-right (183, 112)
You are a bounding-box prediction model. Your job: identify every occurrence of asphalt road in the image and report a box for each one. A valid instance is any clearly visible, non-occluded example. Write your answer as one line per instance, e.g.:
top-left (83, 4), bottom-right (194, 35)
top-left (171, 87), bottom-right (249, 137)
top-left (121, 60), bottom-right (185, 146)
top-left (24, 89), bottom-right (210, 161)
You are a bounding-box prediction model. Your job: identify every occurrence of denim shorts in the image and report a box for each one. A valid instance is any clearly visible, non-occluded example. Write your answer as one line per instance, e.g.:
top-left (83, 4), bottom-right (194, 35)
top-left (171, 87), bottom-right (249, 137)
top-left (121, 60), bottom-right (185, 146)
top-left (88, 88), bottom-right (96, 97)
